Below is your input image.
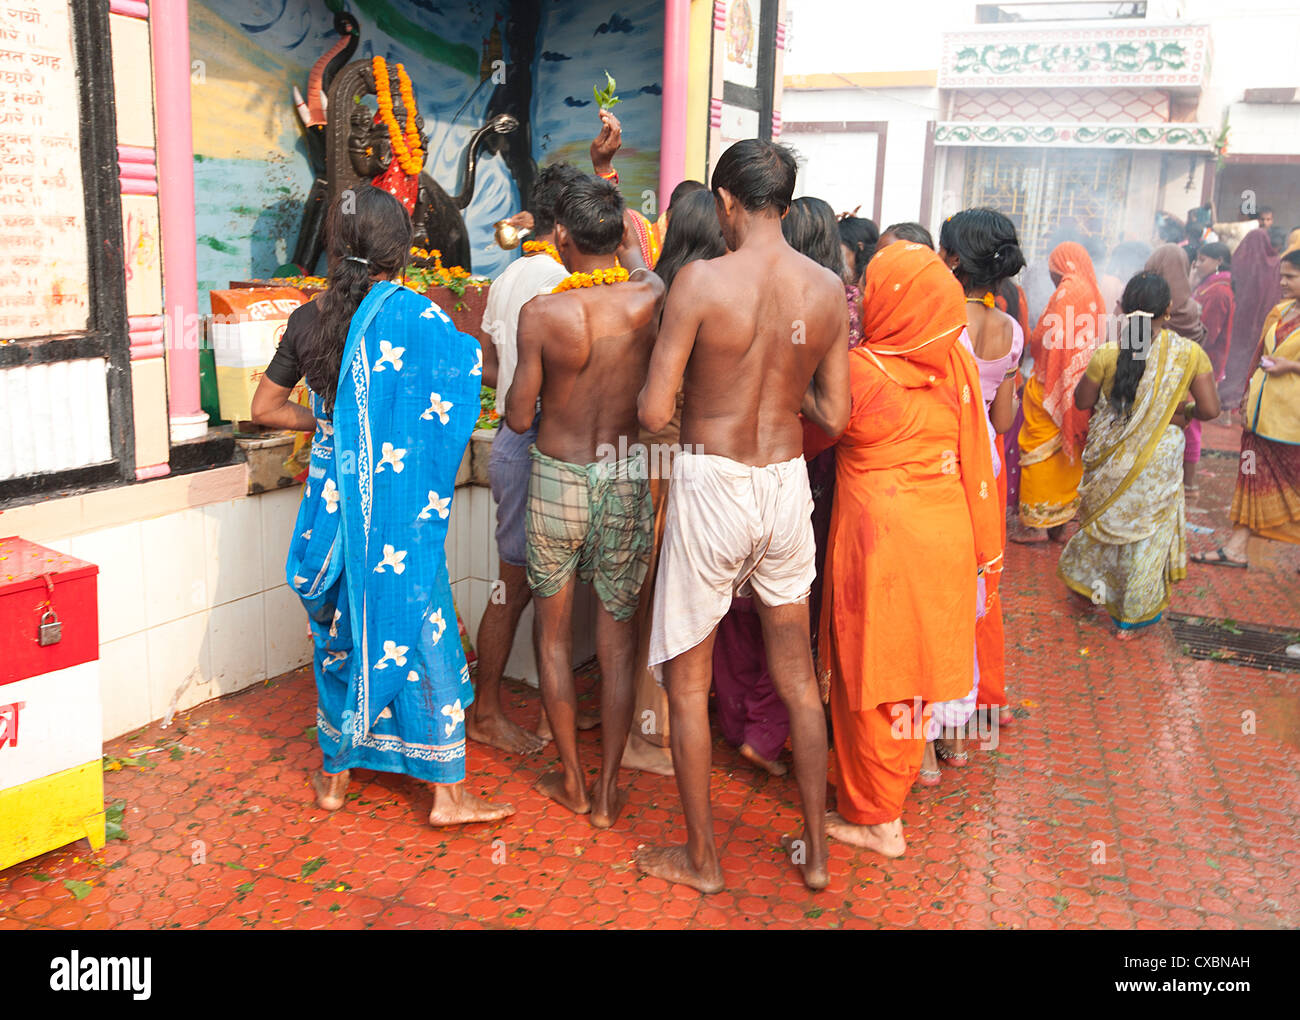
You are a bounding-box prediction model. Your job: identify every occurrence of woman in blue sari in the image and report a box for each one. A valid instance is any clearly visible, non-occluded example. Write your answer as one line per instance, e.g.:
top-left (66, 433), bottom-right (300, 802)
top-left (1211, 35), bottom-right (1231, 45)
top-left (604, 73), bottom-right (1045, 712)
top-left (252, 186), bottom-right (513, 826)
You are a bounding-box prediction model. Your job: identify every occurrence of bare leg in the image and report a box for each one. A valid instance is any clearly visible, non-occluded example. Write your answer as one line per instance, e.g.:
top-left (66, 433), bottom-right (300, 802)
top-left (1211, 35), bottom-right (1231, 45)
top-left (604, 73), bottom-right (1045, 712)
top-left (589, 604), bottom-right (637, 829)
top-left (1222, 524), bottom-right (1251, 562)
top-left (312, 768), bottom-right (350, 811)
top-left (531, 579), bottom-right (590, 814)
top-left (428, 782), bottom-right (515, 825)
top-left (468, 559), bottom-right (545, 755)
top-left (752, 597), bottom-right (829, 891)
top-left (1183, 461), bottom-right (1197, 490)
top-left (635, 631), bottom-right (725, 894)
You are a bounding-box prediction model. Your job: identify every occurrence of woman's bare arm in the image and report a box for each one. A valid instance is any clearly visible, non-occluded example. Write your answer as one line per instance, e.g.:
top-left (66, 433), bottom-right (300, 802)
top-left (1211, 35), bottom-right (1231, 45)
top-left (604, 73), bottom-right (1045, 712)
top-left (251, 376), bottom-right (316, 431)
top-left (989, 375), bottom-right (1017, 433)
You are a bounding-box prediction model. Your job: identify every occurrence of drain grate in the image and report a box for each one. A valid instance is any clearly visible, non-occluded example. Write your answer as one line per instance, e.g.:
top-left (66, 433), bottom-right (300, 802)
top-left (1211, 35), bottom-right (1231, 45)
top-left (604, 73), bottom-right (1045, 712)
top-left (1167, 612), bottom-right (1300, 672)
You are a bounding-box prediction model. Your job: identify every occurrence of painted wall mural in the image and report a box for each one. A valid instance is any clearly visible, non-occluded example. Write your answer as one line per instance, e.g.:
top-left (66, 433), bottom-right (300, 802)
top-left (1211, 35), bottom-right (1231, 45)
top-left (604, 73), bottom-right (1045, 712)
top-left (189, 0), bottom-right (663, 301)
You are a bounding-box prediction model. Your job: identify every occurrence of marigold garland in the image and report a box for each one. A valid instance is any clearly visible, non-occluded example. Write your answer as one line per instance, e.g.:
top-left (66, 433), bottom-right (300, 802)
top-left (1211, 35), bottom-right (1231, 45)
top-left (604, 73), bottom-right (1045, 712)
top-left (522, 240), bottom-right (562, 263)
top-left (372, 56), bottom-right (424, 177)
top-left (552, 267), bottom-right (631, 293)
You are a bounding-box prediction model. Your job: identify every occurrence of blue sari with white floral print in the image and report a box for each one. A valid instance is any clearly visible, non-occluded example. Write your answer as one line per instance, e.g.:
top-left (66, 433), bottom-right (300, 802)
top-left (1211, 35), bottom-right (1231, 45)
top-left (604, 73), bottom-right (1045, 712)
top-left (286, 281), bottom-right (481, 784)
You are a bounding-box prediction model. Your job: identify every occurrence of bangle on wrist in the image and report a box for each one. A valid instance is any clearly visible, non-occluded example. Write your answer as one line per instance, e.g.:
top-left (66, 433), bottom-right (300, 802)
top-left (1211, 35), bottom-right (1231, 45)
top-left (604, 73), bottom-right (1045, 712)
top-left (597, 167), bottom-right (618, 182)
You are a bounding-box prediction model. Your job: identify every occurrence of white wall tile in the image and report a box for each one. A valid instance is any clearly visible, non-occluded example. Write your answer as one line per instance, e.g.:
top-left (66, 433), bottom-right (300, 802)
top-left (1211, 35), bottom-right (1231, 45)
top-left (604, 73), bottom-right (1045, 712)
top-left (469, 487), bottom-right (493, 582)
top-left (70, 520), bottom-right (146, 643)
top-left (99, 632), bottom-right (152, 740)
top-left (468, 578), bottom-right (489, 645)
top-left (203, 498), bottom-right (265, 605)
top-left (264, 584), bottom-right (312, 678)
top-left (145, 610), bottom-right (213, 723)
top-left (209, 593), bottom-right (267, 697)
top-left (141, 509), bottom-right (208, 628)
top-left (259, 487), bottom-right (304, 591)
top-left (450, 492), bottom-right (470, 583)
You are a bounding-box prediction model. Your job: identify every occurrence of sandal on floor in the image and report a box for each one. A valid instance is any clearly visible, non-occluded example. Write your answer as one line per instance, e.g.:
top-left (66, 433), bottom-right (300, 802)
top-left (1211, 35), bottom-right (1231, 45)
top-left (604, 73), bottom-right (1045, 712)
top-left (934, 742), bottom-right (969, 768)
top-left (917, 766), bottom-right (941, 787)
top-left (1191, 548), bottom-right (1247, 569)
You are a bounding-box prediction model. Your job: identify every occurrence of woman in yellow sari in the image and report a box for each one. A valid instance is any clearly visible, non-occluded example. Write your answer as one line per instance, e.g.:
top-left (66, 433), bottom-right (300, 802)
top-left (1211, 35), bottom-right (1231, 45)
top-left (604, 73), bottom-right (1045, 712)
top-left (1016, 242), bottom-right (1106, 542)
top-left (1059, 272), bottom-right (1220, 634)
top-left (1196, 249), bottom-right (1300, 566)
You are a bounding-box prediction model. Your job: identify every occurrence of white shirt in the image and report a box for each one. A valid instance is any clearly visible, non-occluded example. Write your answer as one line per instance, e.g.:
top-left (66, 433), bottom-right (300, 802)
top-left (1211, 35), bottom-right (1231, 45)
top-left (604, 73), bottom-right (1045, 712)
top-left (481, 252), bottom-right (568, 413)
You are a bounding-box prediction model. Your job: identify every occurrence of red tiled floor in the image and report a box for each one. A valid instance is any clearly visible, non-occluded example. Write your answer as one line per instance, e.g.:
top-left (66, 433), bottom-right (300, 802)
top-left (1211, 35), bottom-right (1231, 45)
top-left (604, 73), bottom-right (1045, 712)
top-left (1, 423), bottom-right (1297, 929)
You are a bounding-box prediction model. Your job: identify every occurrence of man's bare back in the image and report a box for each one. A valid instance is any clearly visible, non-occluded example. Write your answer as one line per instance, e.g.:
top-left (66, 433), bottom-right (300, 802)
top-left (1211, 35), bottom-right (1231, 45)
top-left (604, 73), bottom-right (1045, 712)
top-left (646, 238), bottom-right (848, 466)
top-left (510, 272), bottom-right (663, 464)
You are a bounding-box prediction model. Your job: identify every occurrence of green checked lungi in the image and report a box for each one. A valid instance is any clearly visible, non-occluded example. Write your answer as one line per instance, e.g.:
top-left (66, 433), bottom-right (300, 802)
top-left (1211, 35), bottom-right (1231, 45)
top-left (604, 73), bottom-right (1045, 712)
top-left (525, 446), bottom-right (653, 621)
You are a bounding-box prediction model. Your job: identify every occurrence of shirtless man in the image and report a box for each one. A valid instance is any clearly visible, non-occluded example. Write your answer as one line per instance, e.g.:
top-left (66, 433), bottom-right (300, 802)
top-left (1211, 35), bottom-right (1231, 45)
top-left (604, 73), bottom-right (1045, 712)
top-left (506, 174), bottom-right (665, 828)
top-left (634, 139), bottom-right (850, 892)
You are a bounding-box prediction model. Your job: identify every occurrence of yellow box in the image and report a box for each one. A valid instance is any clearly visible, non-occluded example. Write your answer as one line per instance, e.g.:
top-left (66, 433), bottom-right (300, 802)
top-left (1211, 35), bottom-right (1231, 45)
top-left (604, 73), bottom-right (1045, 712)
top-left (0, 760), bottom-right (105, 872)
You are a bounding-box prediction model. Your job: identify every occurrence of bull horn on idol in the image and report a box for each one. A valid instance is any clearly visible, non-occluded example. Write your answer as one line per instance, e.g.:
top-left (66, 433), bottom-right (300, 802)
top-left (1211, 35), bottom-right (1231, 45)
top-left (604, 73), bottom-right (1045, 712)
top-left (493, 219), bottom-right (531, 250)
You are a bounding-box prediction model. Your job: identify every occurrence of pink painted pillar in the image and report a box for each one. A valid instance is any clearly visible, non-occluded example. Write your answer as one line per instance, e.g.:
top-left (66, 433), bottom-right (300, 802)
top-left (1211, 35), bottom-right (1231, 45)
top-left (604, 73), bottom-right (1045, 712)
top-left (151, 0), bottom-right (207, 441)
top-left (659, 0), bottom-right (691, 210)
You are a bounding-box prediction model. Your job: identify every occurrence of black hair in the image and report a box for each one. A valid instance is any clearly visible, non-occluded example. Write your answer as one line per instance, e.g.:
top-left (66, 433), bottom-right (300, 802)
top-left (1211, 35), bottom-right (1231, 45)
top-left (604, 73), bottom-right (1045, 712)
top-left (554, 174), bottom-right (625, 255)
top-left (782, 196), bottom-right (845, 276)
top-left (1198, 241), bottom-right (1231, 270)
top-left (1258, 206), bottom-right (1274, 217)
top-left (1110, 271), bottom-right (1171, 417)
top-left (668, 179), bottom-right (706, 211)
top-left (996, 278), bottom-right (1022, 325)
top-left (710, 138), bottom-right (797, 215)
top-left (1268, 225), bottom-right (1287, 254)
top-left (1282, 249), bottom-right (1300, 270)
top-left (881, 221), bottom-right (934, 249)
top-left (302, 185), bottom-right (411, 411)
top-left (1155, 211), bottom-right (1184, 244)
top-left (654, 189), bottom-right (725, 295)
top-left (530, 162), bottom-right (584, 238)
top-left (837, 215), bottom-right (878, 282)
top-left (939, 208), bottom-right (1026, 292)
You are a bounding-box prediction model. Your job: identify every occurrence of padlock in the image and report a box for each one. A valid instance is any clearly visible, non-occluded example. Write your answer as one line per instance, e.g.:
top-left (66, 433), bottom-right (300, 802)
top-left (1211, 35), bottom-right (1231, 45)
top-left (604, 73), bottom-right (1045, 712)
top-left (39, 608), bottom-right (62, 646)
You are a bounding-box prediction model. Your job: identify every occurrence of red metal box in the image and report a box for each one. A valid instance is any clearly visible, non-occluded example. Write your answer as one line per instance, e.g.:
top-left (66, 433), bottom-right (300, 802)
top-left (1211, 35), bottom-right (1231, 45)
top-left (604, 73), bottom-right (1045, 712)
top-left (0, 537), bottom-right (99, 686)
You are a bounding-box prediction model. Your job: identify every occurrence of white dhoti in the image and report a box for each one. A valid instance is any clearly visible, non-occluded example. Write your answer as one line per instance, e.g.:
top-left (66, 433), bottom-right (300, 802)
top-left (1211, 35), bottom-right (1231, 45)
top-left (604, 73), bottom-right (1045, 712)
top-left (648, 451), bottom-right (816, 670)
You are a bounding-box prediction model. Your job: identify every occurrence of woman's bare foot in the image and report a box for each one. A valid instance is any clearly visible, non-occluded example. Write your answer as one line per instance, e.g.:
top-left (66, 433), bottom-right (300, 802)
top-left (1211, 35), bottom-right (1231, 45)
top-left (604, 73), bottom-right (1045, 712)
top-left (535, 770), bottom-right (591, 814)
top-left (427, 784), bottom-right (515, 826)
top-left (634, 843), bottom-right (724, 894)
top-left (467, 707), bottom-right (545, 755)
top-left (1010, 527), bottom-right (1049, 545)
top-left (312, 769), bottom-right (350, 811)
top-left (739, 742), bottom-right (788, 777)
top-left (825, 811), bottom-right (906, 858)
top-left (620, 734), bottom-right (675, 776)
top-left (780, 832), bottom-right (829, 891)
top-left (589, 777), bottom-right (626, 829)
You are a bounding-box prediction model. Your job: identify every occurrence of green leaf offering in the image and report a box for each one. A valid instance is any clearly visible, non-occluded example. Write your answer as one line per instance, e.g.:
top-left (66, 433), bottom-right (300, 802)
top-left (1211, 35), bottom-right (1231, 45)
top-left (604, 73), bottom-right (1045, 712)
top-left (593, 70), bottom-right (620, 110)
top-left (64, 879), bottom-right (93, 901)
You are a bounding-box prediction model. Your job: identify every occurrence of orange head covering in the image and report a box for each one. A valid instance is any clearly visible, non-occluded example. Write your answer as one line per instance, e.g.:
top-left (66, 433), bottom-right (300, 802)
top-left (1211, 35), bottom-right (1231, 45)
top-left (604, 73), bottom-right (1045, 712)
top-left (856, 239), bottom-right (1003, 584)
top-left (860, 240), bottom-right (967, 387)
top-left (1032, 241), bottom-right (1104, 459)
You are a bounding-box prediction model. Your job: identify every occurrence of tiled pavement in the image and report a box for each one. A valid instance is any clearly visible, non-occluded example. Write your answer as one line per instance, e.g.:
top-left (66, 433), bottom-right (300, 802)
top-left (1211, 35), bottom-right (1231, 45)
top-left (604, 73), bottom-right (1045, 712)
top-left (1, 417), bottom-right (1296, 930)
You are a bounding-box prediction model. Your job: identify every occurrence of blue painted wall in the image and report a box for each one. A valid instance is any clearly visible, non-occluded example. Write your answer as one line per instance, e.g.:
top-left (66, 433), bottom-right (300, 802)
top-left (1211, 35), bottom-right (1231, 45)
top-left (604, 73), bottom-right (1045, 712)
top-left (189, 1), bottom-right (663, 302)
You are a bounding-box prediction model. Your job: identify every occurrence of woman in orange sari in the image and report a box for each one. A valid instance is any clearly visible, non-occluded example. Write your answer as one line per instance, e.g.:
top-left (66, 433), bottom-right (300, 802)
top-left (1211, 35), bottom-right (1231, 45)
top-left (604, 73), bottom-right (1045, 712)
top-left (811, 242), bottom-right (1002, 858)
top-left (1016, 242), bottom-right (1105, 542)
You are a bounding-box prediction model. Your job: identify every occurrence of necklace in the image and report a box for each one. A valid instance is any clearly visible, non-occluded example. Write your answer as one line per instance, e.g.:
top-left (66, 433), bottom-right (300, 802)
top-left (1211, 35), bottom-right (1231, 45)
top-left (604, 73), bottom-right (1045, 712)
top-left (965, 294), bottom-right (995, 308)
top-left (523, 240), bottom-right (561, 263)
top-left (552, 267), bottom-right (630, 293)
